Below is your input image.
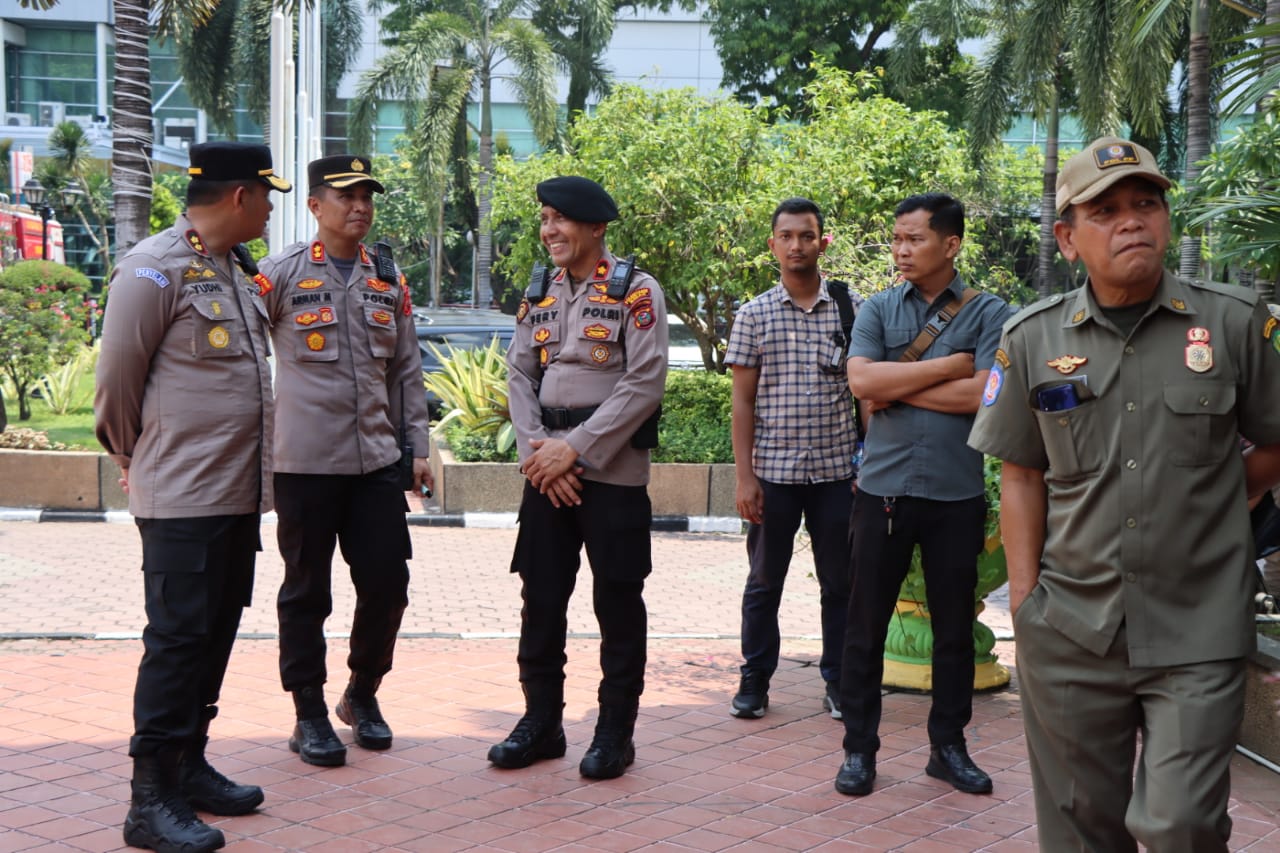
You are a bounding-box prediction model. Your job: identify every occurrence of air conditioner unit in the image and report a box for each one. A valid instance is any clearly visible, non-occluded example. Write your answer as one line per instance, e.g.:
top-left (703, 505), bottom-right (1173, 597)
top-left (4, 112), bottom-right (32, 126)
top-left (161, 118), bottom-right (197, 150)
top-left (37, 101), bottom-right (65, 126)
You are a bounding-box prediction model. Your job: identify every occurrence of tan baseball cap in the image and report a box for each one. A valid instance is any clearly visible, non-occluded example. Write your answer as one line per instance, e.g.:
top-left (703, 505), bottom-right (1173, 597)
top-left (1056, 136), bottom-right (1171, 215)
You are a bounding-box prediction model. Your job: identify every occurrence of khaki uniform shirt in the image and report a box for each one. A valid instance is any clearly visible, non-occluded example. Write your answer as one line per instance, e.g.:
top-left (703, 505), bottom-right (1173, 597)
top-left (507, 255), bottom-right (668, 487)
top-left (95, 214), bottom-right (275, 518)
top-left (259, 240), bottom-right (431, 475)
top-left (969, 271), bottom-right (1280, 666)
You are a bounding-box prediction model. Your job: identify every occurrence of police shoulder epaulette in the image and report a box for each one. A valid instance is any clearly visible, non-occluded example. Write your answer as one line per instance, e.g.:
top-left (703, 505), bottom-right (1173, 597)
top-left (1003, 290), bottom-right (1074, 334)
top-left (1187, 278), bottom-right (1259, 306)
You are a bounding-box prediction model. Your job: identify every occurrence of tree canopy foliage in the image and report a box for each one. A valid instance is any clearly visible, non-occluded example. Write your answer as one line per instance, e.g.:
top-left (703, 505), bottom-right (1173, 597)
top-left (0, 261), bottom-right (91, 421)
top-left (492, 61), bottom-right (1040, 371)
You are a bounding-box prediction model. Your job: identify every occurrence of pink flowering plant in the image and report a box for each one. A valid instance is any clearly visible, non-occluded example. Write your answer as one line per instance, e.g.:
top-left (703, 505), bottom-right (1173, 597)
top-left (0, 260), bottom-right (92, 421)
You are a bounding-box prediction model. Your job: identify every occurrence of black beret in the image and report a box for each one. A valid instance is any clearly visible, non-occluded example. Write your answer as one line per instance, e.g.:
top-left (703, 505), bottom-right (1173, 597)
top-left (536, 175), bottom-right (618, 223)
top-left (308, 155), bottom-right (386, 193)
top-left (188, 141), bottom-right (291, 192)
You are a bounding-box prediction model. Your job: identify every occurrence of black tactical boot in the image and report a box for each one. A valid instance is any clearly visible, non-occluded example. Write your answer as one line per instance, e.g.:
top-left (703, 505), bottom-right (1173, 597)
top-left (179, 706), bottom-right (264, 816)
top-left (123, 751), bottom-right (226, 853)
top-left (289, 685), bottom-right (346, 767)
top-left (578, 705), bottom-right (637, 780)
top-left (487, 682), bottom-right (566, 769)
top-left (335, 674), bottom-right (393, 750)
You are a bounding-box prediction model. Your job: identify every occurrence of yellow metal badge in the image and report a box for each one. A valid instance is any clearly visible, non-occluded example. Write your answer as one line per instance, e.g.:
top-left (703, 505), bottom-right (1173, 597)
top-left (994, 348), bottom-right (1010, 369)
top-left (208, 326), bottom-right (230, 349)
top-left (1263, 317), bottom-right (1277, 341)
top-left (1046, 355), bottom-right (1087, 375)
top-left (1171, 298), bottom-right (1187, 310)
top-left (1071, 310), bottom-right (1086, 324)
top-left (210, 301), bottom-right (222, 316)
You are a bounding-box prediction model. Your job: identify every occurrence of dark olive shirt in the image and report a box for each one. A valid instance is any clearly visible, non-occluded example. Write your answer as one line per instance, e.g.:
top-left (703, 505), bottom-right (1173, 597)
top-left (970, 271), bottom-right (1280, 666)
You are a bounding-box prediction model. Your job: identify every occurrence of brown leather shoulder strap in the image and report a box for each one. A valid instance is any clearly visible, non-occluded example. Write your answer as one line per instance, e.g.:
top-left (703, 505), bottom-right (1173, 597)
top-left (898, 287), bottom-right (980, 363)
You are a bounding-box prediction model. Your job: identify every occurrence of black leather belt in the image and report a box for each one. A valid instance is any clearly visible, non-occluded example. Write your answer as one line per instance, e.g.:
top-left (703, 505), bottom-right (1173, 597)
top-left (540, 406), bottom-right (598, 430)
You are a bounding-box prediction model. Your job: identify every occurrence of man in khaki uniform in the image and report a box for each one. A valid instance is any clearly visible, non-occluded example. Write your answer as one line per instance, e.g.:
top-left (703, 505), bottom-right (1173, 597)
top-left (96, 141), bottom-right (290, 853)
top-left (970, 136), bottom-right (1280, 851)
top-left (487, 176), bottom-right (668, 779)
top-left (260, 155), bottom-right (433, 768)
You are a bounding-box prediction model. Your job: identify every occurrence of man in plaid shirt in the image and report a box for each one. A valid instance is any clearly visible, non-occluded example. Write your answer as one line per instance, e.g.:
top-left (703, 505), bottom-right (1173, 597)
top-left (725, 197), bottom-right (861, 721)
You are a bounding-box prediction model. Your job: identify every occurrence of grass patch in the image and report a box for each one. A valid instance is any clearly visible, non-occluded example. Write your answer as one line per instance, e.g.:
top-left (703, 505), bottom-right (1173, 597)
top-left (3, 372), bottom-right (98, 450)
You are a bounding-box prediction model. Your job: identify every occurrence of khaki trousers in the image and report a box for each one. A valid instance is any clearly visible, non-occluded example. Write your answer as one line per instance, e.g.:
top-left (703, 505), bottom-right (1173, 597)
top-left (1015, 585), bottom-right (1244, 853)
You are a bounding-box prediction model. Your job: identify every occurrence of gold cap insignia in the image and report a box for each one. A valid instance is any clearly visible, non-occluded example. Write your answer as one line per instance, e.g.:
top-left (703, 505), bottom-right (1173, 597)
top-left (1047, 355), bottom-right (1087, 374)
top-left (352, 159), bottom-right (364, 172)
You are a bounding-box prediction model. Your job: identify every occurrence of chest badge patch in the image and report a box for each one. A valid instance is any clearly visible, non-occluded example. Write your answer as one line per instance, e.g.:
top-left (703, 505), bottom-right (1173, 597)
top-left (297, 278), bottom-right (324, 290)
top-left (210, 300), bottom-right (222, 316)
top-left (1047, 354), bottom-right (1087, 375)
top-left (583, 323), bottom-right (610, 340)
top-left (537, 295), bottom-right (558, 309)
top-left (539, 347), bottom-right (550, 366)
top-left (591, 344), bottom-right (611, 364)
top-left (372, 310), bottom-right (392, 325)
top-left (517, 299), bottom-right (530, 321)
top-left (1185, 327), bottom-right (1213, 373)
top-left (367, 277), bottom-right (391, 293)
top-left (306, 331), bottom-right (326, 351)
top-left (534, 327), bottom-right (551, 344)
top-left (296, 312), bottom-right (319, 326)
top-left (136, 267), bottom-right (170, 288)
top-left (318, 306), bottom-right (334, 323)
top-left (208, 326), bottom-right (230, 349)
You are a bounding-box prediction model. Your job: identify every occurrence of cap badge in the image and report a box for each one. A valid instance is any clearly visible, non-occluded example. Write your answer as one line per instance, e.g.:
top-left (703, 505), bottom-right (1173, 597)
top-left (1094, 143), bottom-right (1139, 169)
top-left (1047, 355), bottom-right (1087, 375)
top-left (352, 159), bottom-right (364, 172)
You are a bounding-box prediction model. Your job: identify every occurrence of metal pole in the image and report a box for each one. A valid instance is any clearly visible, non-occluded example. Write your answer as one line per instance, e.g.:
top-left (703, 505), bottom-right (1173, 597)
top-left (40, 207), bottom-right (49, 260)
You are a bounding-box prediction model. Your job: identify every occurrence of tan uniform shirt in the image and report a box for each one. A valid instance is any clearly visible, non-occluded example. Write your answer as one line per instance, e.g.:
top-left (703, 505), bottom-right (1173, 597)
top-left (969, 271), bottom-right (1280, 666)
top-left (95, 215), bottom-right (275, 518)
top-left (507, 255), bottom-right (668, 487)
top-left (259, 240), bottom-right (431, 475)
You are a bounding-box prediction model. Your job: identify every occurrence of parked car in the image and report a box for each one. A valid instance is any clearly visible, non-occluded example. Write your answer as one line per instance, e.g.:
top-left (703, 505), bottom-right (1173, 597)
top-left (415, 306), bottom-right (516, 417)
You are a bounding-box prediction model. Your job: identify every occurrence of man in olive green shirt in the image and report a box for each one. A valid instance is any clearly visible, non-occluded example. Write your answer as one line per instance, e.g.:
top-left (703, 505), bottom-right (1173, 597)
top-left (970, 136), bottom-right (1280, 852)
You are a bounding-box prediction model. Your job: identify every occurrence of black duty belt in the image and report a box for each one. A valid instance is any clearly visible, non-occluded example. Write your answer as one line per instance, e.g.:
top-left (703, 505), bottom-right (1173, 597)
top-left (540, 406), bottom-right (598, 430)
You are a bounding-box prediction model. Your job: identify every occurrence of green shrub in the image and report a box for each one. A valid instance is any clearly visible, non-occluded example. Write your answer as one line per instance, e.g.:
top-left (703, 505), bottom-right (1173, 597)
top-left (444, 420), bottom-right (519, 463)
top-left (423, 337), bottom-right (515, 452)
top-left (0, 260), bottom-right (92, 421)
top-left (653, 370), bottom-right (733, 464)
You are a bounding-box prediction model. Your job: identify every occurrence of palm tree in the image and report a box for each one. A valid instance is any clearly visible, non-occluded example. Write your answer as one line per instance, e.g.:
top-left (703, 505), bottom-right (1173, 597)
top-left (40, 121), bottom-right (114, 275)
top-left (533, 0), bottom-right (616, 123)
top-left (16, 0), bottom-right (219, 256)
top-left (171, 0), bottom-right (363, 137)
top-left (351, 0), bottom-right (559, 304)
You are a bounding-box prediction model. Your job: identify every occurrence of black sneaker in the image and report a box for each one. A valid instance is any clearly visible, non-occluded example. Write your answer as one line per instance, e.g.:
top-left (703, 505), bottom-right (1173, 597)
top-left (823, 682), bottom-right (843, 720)
top-left (730, 672), bottom-right (769, 718)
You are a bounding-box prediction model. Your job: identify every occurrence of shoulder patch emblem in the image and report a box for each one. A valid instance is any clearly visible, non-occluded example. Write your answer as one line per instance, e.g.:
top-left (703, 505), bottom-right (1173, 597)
top-left (136, 267), bottom-right (170, 288)
top-left (401, 282), bottom-right (412, 316)
top-left (252, 272), bottom-right (273, 297)
top-left (994, 348), bottom-right (1010, 369)
top-left (624, 287), bottom-right (652, 307)
top-left (516, 299), bottom-right (530, 322)
top-left (358, 244), bottom-right (371, 266)
top-left (297, 278), bottom-right (324, 290)
top-left (982, 364), bottom-right (1004, 407)
top-left (306, 331), bottom-right (326, 351)
top-left (1263, 317), bottom-right (1277, 341)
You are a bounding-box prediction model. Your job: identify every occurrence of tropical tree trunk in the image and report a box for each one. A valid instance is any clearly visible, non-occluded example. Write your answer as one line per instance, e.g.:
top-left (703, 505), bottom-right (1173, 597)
top-left (111, 0), bottom-right (154, 259)
top-left (1037, 90), bottom-right (1061, 297)
top-left (1180, 0), bottom-right (1211, 279)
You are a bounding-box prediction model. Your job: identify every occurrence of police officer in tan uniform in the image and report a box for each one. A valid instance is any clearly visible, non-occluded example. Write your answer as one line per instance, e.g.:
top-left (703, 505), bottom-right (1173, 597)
top-left (487, 176), bottom-right (668, 779)
top-left (260, 155), bottom-right (433, 768)
top-left (970, 136), bottom-right (1280, 852)
top-left (96, 141), bottom-right (290, 853)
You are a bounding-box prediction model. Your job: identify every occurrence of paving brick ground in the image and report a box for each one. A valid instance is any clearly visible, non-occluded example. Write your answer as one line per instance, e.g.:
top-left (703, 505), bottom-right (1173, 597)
top-left (1, 520), bottom-right (1277, 852)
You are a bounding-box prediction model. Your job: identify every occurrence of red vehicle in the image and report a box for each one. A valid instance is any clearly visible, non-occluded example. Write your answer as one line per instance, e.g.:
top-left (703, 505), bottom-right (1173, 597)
top-left (0, 201), bottom-right (65, 265)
